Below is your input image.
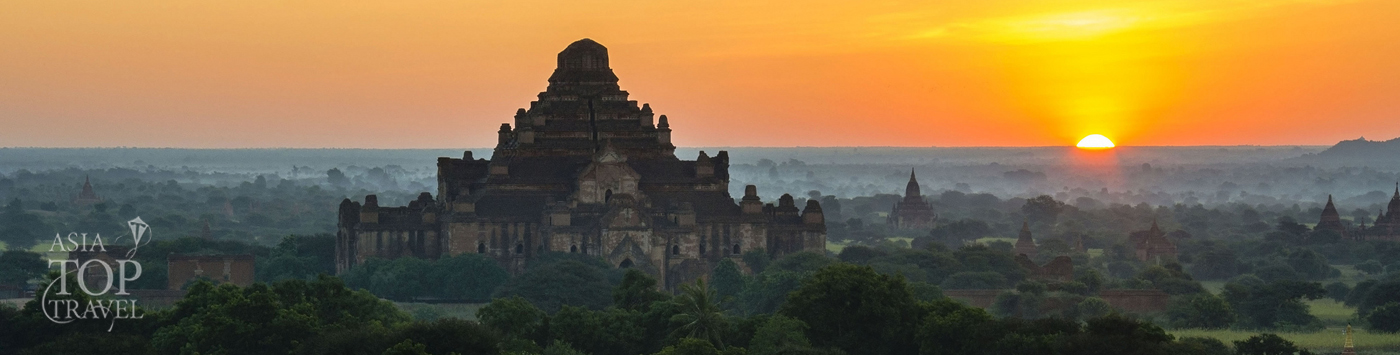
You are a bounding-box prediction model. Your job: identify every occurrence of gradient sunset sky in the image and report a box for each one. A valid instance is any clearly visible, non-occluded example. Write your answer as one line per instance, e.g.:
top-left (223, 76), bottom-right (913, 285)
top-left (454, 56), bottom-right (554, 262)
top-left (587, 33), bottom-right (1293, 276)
top-left (2, 0), bottom-right (1398, 148)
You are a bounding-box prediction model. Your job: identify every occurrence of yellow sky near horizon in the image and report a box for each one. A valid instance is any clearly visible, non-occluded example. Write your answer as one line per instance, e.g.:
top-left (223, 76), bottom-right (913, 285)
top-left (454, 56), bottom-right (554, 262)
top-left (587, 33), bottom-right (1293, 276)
top-left (1, 0), bottom-right (1398, 148)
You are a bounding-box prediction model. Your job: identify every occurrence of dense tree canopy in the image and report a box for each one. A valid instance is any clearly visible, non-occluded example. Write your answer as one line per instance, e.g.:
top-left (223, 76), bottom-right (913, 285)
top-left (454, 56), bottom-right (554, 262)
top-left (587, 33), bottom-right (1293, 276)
top-left (1166, 293), bottom-right (1236, 329)
top-left (1221, 280), bottom-right (1326, 330)
top-left (151, 275), bottom-right (410, 354)
top-left (780, 263), bottom-right (924, 355)
top-left (1, 198), bottom-right (49, 250)
top-left (0, 250), bottom-right (45, 287)
top-left (492, 256), bottom-right (619, 312)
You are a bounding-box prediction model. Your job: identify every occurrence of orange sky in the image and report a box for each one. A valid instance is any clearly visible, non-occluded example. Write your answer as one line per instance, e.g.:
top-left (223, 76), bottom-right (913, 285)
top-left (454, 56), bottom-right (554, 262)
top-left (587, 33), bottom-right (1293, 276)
top-left (2, 0), bottom-right (1398, 148)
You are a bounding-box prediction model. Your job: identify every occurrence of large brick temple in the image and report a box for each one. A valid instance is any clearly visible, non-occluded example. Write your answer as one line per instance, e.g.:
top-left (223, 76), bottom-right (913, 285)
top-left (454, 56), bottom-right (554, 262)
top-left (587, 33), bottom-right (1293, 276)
top-left (336, 39), bottom-right (828, 289)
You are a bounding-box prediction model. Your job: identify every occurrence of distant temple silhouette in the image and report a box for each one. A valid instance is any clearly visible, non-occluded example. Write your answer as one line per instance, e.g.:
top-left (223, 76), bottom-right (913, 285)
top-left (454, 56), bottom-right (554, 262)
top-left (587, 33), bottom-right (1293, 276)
top-left (1014, 221), bottom-right (1037, 259)
top-left (336, 39), bottom-right (827, 289)
top-left (1317, 195), bottom-right (1347, 237)
top-left (1318, 184), bottom-right (1400, 241)
top-left (1129, 219), bottom-right (1177, 262)
top-left (887, 170), bottom-right (936, 229)
top-left (73, 175), bottom-right (103, 206)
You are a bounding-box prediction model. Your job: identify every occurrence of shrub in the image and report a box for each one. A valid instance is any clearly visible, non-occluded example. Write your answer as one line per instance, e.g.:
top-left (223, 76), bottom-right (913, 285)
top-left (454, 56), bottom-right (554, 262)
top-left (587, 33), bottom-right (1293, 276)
top-left (1324, 282), bottom-right (1351, 303)
top-left (1367, 302), bottom-right (1400, 333)
top-left (1166, 293), bottom-right (1235, 329)
top-left (1077, 297), bottom-right (1112, 320)
top-left (1233, 333), bottom-right (1313, 355)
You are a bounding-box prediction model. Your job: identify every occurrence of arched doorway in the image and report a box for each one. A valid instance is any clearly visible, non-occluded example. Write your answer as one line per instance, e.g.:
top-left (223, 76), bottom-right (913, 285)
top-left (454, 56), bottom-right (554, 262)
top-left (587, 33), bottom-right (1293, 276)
top-left (619, 258), bottom-right (633, 268)
top-left (477, 243), bottom-right (486, 254)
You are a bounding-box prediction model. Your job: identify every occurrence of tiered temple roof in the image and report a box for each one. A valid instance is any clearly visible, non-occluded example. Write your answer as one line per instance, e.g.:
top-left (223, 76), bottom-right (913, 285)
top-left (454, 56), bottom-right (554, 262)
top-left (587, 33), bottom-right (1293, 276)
top-left (336, 39), bottom-right (826, 288)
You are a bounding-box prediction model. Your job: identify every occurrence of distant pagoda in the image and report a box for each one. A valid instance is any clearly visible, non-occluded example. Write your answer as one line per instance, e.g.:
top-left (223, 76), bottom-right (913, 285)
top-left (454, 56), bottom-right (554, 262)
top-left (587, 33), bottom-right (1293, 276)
top-left (1318, 184), bottom-right (1400, 241)
top-left (73, 175), bottom-right (103, 206)
top-left (1316, 194), bottom-right (1346, 236)
top-left (1014, 221), bottom-right (1037, 258)
top-left (887, 170), bottom-right (937, 229)
top-left (1129, 219), bottom-right (1177, 263)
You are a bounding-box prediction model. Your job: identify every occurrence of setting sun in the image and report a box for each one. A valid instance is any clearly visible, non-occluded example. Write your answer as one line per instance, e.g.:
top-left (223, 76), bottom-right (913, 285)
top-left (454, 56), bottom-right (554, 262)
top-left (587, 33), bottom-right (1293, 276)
top-left (1076, 134), bottom-right (1116, 149)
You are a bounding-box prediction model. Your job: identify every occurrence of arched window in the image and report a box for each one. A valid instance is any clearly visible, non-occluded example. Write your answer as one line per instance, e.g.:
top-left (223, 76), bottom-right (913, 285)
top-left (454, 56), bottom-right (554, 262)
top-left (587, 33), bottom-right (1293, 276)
top-left (570, 245), bottom-right (578, 253)
top-left (605, 189), bottom-right (613, 203)
top-left (515, 243), bottom-right (524, 254)
top-left (619, 259), bottom-right (633, 268)
top-left (672, 245), bottom-right (680, 255)
top-left (477, 243), bottom-right (486, 254)
top-left (732, 244), bottom-right (741, 254)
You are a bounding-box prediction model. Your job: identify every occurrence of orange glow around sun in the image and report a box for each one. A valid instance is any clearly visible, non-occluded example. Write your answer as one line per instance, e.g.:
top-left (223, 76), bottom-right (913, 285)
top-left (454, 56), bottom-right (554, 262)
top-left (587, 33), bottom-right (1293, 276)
top-left (1076, 134), bottom-right (1115, 149)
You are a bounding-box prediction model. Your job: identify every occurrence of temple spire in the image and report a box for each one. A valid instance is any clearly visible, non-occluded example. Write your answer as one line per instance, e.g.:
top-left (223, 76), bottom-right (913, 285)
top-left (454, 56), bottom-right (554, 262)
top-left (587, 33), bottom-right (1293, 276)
top-left (1389, 181), bottom-right (1400, 213)
top-left (1318, 194), bottom-right (1345, 234)
top-left (1322, 195), bottom-right (1340, 217)
top-left (82, 175), bottom-right (93, 196)
top-left (888, 169), bottom-right (937, 229)
top-left (75, 174), bottom-right (101, 204)
top-left (1014, 221), bottom-right (1037, 258)
top-left (904, 169), bottom-right (921, 198)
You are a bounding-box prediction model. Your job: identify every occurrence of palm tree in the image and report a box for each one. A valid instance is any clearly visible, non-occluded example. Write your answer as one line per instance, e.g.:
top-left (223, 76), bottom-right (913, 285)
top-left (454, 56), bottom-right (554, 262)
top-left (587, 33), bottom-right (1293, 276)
top-left (670, 278), bottom-right (727, 348)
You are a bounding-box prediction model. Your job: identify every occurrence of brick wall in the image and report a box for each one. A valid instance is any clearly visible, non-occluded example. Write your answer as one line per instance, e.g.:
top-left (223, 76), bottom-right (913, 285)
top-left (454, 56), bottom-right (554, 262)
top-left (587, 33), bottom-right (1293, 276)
top-left (943, 289), bottom-right (1170, 313)
top-left (944, 289), bottom-right (1005, 308)
top-left (1098, 289), bottom-right (1170, 313)
top-left (167, 254), bottom-right (256, 290)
